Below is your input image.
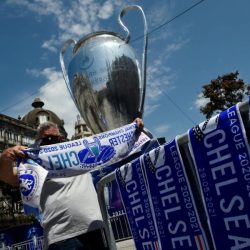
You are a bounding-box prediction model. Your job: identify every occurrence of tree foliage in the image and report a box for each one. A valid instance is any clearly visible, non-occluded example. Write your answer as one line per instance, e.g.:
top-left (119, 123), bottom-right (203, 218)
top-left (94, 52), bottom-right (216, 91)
top-left (200, 71), bottom-right (250, 119)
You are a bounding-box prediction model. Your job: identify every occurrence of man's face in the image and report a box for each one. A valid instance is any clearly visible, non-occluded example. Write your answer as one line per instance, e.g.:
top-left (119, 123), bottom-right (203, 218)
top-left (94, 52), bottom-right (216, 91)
top-left (39, 127), bottom-right (64, 146)
top-left (41, 127), bottom-right (60, 138)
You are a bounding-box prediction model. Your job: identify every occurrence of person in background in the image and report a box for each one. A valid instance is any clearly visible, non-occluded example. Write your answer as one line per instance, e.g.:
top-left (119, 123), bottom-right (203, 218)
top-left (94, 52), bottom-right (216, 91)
top-left (0, 118), bottom-right (144, 250)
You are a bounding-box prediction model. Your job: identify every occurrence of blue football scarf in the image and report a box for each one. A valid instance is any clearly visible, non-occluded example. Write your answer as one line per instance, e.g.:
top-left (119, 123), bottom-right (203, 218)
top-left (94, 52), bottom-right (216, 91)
top-left (17, 122), bottom-right (150, 209)
top-left (115, 158), bottom-right (161, 250)
top-left (142, 139), bottom-right (209, 250)
top-left (188, 104), bottom-right (250, 250)
top-left (116, 139), bottom-right (209, 250)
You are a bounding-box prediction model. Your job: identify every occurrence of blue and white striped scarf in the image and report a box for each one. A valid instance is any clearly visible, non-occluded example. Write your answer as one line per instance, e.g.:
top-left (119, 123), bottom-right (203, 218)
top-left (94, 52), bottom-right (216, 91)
top-left (18, 122), bottom-right (150, 209)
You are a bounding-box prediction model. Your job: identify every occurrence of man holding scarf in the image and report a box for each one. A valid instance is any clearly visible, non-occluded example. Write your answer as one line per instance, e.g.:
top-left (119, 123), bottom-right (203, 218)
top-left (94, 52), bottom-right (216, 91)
top-left (0, 118), bottom-right (144, 250)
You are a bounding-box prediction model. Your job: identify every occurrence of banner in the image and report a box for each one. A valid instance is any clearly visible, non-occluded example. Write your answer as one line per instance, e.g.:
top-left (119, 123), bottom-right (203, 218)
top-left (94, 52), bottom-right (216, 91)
top-left (142, 140), bottom-right (208, 250)
top-left (115, 159), bottom-right (161, 250)
top-left (24, 122), bottom-right (150, 178)
top-left (189, 104), bottom-right (250, 250)
top-left (17, 123), bottom-right (150, 211)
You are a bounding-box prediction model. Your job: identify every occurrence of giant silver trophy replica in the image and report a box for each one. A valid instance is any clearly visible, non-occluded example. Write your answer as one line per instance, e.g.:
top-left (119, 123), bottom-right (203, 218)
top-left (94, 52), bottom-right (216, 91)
top-left (60, 5), bottom-right (148, 134)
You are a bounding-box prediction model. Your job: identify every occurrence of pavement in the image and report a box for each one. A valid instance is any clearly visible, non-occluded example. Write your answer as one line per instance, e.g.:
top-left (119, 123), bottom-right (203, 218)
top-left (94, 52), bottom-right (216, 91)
top-left (116, 239), bottom-right (135, 250)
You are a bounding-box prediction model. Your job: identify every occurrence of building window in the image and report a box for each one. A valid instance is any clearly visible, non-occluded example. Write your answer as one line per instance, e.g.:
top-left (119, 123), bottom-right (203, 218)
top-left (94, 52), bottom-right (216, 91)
top-left (38, 114), bottom-right (48, 124)
top-left (78, 127), bottom-right (81, 133)
top-left (14, 134), bottom-right (18, 142)
top-left (5, 131), bottom-right (9, 140)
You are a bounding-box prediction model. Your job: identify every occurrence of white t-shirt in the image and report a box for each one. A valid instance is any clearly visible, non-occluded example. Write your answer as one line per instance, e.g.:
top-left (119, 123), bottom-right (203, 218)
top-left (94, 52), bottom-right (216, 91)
top-left (40, 172), bottom-right (103, 248)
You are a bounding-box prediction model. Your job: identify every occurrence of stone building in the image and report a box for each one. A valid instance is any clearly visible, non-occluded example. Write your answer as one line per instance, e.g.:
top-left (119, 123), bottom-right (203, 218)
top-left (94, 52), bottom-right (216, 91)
top-left (72, 114), bottom-right (93, 139)
top-left (22, 97), bottom-right (67, 139)
top-left (0, 97), bottom-right (68, 152)
top-left (0, 114), bottom-right (36, 152)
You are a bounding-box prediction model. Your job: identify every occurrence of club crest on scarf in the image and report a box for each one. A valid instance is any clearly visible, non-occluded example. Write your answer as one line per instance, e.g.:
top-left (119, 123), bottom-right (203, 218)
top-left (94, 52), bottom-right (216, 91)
top-left (18, 167), bottom-right (38, 202)
top-left (78, 137), bottom-right (116, 167)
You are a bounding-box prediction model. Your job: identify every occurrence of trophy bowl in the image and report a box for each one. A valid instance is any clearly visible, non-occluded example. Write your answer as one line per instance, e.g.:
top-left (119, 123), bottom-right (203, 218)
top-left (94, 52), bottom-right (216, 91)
top-left (60, 5), bottom-right (148, 134)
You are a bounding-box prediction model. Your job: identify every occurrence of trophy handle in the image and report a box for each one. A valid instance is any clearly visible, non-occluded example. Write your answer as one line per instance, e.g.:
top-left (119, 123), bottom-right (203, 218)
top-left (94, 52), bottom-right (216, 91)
top-left (60, 39), bottom-right (79, 108)
top-left (118, 5), bottom-right (148, 118)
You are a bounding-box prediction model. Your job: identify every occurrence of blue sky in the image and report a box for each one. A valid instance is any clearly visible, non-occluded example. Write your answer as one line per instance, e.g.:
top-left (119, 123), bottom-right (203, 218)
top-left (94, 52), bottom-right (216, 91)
top-left (1, 0), bottom-right (250, 140)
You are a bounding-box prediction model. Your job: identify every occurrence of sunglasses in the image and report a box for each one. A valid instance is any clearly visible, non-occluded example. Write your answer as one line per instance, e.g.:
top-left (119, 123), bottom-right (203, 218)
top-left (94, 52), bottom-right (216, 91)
top-left (39, 135), bottom-right (65, 146)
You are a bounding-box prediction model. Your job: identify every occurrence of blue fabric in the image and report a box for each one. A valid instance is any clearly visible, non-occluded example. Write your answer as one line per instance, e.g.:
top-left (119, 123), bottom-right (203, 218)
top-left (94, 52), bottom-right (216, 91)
top-left (115, 138), bottom-right (209, 250)
top-left (189, 104), bottom-right (250, 249)
top-left (115, 158), bottom-right (160, 250)
top-left (91, 138), bottom-right (160, 186)
top-left (23, 123), bottom-right (150, 178)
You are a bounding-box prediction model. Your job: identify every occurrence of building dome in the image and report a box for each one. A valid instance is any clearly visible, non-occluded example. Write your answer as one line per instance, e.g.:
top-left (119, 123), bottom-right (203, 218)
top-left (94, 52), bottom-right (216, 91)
top-left (22, 98), bottom-right (68, 139)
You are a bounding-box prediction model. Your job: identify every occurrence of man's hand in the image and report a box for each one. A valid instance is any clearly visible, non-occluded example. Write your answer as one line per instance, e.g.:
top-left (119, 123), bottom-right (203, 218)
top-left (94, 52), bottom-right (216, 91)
top-left (134, 117), bottom-right (144, 130)
top-left (1, 145), bottom-right (27, 160)
top-left (0, 145), bottom-right (27, 185)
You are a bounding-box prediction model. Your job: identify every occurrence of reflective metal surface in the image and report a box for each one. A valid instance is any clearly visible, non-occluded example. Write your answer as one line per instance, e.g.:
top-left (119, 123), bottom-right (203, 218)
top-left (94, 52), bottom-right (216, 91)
top-left (60, 5), bottom-right (148, 134)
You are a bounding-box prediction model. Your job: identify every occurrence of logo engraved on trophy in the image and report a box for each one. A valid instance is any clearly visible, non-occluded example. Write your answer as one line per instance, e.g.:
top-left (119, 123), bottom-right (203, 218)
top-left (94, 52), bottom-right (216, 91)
top-left (80, 55), bottom-right (94, 70)
top-left (60, 5), bottom-right (148, 134)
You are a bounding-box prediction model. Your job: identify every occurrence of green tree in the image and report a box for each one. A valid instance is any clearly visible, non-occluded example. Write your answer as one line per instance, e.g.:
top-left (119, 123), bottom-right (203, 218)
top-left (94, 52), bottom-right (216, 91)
top-left (200, 71), bottom-right (250, 118)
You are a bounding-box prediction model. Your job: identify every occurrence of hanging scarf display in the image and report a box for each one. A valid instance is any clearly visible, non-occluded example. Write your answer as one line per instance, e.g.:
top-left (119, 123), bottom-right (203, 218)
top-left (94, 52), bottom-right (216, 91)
top-left (189, 104), bottom-right (250, 250)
